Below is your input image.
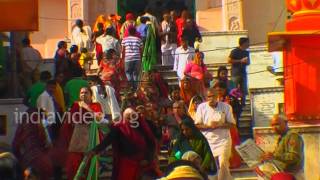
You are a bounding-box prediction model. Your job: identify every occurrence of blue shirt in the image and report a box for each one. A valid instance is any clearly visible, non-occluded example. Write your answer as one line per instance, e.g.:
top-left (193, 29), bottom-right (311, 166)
top-left (136, 24), bottom-right (148, 38)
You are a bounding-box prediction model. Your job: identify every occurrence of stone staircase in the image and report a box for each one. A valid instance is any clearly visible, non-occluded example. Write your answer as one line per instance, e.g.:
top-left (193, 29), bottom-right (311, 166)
top-left (154, 63), bottom-right (253, 140)
top-left (89, 63), bottom-right (256, 179)
top-left (154, 63), bottom-right (256, 179)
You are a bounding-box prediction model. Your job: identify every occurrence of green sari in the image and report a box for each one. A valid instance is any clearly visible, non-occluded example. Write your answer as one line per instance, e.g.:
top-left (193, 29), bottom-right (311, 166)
top-left (142, 24), bottom-right (157, 72)
top-left (169, 118), bottom-right (217, 174)
top-left (74, 121), bottom-right (110, 180)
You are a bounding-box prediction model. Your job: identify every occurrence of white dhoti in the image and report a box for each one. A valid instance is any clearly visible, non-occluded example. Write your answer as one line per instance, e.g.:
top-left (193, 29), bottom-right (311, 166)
top-left (203, 131), bottom-right (233, 180)
top-left (161, 43), bottom-right (176, 66)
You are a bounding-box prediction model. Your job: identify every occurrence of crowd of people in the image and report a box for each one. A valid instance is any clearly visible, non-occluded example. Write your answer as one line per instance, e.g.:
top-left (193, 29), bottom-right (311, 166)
top-left (1, 7), bottom-right (304, 180)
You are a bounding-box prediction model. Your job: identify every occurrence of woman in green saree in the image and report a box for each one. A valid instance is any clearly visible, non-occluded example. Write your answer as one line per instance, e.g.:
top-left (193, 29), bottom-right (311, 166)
top-left (169, 117), bottom-right (217, 175)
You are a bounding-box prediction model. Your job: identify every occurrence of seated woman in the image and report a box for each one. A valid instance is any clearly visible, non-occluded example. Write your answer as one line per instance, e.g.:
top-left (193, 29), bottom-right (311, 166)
top-left (57, 87), bottom-right (103, 180)
top-left (169, 118), bottom-right (217, 175)
top-left (184, 51), bottom-right (208, 96)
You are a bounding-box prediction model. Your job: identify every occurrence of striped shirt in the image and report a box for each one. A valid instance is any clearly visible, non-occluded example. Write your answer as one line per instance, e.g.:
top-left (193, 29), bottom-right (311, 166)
top-left (121, 36), bottom-right (143, 62)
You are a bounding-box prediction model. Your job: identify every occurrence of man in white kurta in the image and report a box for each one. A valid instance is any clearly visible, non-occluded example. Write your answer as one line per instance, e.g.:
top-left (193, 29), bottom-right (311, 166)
top-left (173, 39), bottom-right (195, 81)
top-left (71, 19), bottom-right (92, 51)
top-left (195, 88), bottom-right (235, 180)
top-left (95, 28), bottom-right (121, 55)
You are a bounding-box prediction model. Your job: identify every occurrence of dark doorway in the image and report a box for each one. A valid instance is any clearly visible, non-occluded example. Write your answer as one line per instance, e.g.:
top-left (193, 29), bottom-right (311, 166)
top-left (117, 0), bottom-right (195, 22)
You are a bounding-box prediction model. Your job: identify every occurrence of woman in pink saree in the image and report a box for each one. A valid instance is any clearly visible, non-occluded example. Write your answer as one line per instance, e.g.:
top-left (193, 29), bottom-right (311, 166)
top-left (184, 51), bottom-right (209, 96)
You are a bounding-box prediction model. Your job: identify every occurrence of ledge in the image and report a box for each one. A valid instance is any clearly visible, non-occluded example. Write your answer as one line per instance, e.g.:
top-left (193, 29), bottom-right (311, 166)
top-left (0, 98), bottom-right (23, 105)
top-left (254, 124), bottom-right (320, 134)
top-left (249, 87), bottom-right (284, 94)
top-left (201, 30), bottom-right (248, 36)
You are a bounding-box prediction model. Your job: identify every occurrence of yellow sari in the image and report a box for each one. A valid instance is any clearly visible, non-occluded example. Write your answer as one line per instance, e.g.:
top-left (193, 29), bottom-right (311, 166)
top-left (188, 96), bottom-right (198, 121)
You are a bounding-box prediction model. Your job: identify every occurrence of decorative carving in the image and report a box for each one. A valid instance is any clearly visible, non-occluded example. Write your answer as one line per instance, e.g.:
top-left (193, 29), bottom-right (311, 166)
top-left (229, 16), bottom-right (240, 30)
top-left (97, 0), bottom-right (106, 12)
top-left (303, 0), bottom-right (320, 9)
top-left (226, 0), bottom-right (243, 31)
top-left (286, 0), bottom-right (320, 13)
top-left (71, 3), bottom-right (82, 19)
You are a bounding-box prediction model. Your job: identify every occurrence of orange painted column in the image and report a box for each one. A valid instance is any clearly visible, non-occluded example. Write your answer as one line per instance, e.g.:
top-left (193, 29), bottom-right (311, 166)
top-left (269, 0), bottom-right (320, 122)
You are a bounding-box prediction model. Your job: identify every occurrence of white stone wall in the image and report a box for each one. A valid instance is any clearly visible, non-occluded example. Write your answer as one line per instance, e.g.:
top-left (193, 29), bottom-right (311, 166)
top-left (200, 31), bottom-right (248, 64)
top-left (250, 88), bottom-right (284, 127)
top-left (248, 47), bottom-right (283, 89)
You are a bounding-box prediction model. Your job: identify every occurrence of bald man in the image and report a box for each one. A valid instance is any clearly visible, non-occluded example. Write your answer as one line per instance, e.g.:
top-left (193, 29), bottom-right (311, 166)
top-left (260, 114), bottom-right (304, 180)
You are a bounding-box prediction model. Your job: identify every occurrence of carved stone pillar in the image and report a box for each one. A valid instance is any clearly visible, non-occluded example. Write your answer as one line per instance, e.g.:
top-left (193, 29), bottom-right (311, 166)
top-left (67, 0), bottom-right (89, 35)
top-left (224, 0), bottom-right (244, 31)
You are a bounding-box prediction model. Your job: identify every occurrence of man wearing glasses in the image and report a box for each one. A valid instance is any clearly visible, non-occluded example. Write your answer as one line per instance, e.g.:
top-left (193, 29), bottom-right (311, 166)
top-left (195, 88), bottom-right (235, 180)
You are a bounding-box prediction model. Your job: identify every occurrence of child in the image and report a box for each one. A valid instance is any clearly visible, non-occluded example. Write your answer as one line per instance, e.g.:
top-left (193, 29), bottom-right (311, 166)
top-left (79, 48), bottom-right (92, 71)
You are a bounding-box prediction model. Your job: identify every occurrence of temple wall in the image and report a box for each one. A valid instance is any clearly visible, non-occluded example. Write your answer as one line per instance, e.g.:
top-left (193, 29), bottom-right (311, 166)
top-left (247, 46), bottom-right (283, 89)
top-left (242, 0), bottom-right (286, 44)
top-left (30, 0), bottom-right (68, 58)
top-left (200, 31), bottom-right (248, 64)
top-left (195, 0), bottom-right (243, 32)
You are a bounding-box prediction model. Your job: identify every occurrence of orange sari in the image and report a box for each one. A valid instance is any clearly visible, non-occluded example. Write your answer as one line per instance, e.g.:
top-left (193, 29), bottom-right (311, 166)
top-left (180, 77), bottom-right (197, 105)
top-left (221, 97), bottom-right (242, 168)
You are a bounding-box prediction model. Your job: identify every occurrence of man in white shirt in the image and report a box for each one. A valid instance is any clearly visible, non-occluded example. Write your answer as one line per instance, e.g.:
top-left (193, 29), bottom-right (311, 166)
top-left (71, 19), bottom-right (92, 50)
top-left (195, 88), bottom-right (235, 180)
top-left (95, 27), bottom-right (120, 55)
top-left (173, 38), bottom-right (195, 82)
top-left (37, 80), bottom-right (60, 140)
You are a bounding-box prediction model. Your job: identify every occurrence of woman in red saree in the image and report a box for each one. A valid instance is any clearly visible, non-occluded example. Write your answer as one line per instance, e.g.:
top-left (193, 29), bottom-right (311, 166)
top-left (87, 108), bottom-right (162, 180)
top-left (215, 82), bottom-right (242, 169)
top-left (57, 87), bottom-right (103, 179)
top-left (12, 108), bottom-right (54, 180)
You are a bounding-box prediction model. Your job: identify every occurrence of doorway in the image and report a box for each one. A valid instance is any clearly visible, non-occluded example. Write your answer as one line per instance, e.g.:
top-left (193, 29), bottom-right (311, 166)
top-left (117, 0), bottom-right (196, 22)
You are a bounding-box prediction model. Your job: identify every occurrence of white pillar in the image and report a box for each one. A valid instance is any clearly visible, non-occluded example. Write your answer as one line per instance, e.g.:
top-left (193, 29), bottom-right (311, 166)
top-left (222, 0), bottom-right (227, 31)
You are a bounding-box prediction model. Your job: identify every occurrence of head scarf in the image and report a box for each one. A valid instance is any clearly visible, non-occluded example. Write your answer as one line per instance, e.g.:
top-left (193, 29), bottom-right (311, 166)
top-left (160, 165), bottom-right (204, 180)
top-left (180, 118), bottom-right (203, 139)
top-left (193, 51), bottom-right (204, 66)
top-left (126, 13), bottom-right (135, 21)
top-left (108, 14), bottom-right (121, 22)
top-left (117, 108), bottom-right (146, 147)
top-left (182, 151), bottom-right (202, 163)
top-left (93, 15), bottom-right (112, 32)
top-left (188, 95), bottom-right (203, 120)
